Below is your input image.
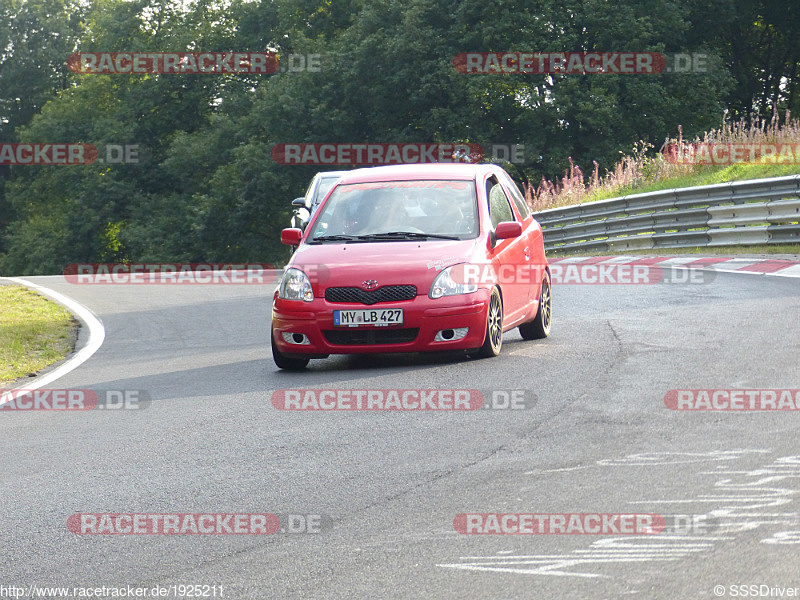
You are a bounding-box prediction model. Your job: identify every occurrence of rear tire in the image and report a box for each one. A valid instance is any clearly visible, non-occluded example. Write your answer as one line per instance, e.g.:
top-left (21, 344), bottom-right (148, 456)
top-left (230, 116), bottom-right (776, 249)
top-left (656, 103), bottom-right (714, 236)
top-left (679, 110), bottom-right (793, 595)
top-left (271, 329), bottom-right (309, 370)
top-left (471, 287), bottom-right (503, 358)
top-left (519, 269), bottom-right (551, 340)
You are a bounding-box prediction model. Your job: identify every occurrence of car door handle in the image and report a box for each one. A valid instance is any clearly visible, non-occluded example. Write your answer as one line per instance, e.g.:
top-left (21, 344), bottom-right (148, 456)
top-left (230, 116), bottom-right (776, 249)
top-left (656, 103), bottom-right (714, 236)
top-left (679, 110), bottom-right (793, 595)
top-left (523, 246), bottom-right (530, 261)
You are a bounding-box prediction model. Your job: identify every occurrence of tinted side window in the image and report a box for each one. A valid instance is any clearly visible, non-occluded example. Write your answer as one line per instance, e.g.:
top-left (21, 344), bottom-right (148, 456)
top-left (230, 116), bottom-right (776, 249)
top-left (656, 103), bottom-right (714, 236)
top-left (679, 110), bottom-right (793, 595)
top-left (313, 178), bottom-right (337, 208)
top-left (304, 176), bottom-right (318, 206)
top-left (486, 177), bottom-right (514, 229)
top-left (497, 170), bottom-right (530, 219)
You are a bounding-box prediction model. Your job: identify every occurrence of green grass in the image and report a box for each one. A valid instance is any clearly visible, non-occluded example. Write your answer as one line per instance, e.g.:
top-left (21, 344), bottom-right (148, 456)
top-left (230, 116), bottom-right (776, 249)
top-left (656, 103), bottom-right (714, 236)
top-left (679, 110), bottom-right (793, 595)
top-left (542, 161), bottom-right (800, 257)
top-left (582, 162), bottom-right (800, 204)
top-left (0, 285), bottom-right (77, 385)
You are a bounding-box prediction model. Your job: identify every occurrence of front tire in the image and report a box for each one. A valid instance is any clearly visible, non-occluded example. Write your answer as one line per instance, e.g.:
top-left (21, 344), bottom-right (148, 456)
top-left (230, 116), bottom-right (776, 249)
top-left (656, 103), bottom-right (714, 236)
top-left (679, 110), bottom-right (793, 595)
top-left (472, 287), bottom-right (504, 358)
top-left (271, 329), bottom-right (309, 370)
top-left (519, 269), bottom-right (551, 340)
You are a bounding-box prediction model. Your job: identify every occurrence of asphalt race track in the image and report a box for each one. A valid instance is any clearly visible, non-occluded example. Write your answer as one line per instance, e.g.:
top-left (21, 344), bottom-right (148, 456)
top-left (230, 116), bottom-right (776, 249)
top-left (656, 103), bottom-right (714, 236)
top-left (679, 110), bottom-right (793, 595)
top-left (1, 267), bottom-right (799, 599)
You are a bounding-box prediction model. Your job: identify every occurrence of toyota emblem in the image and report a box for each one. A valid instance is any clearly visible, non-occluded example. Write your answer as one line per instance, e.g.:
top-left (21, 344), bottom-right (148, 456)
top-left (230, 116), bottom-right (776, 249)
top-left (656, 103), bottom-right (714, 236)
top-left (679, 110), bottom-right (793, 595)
top-left (362, 279), bottom-right (378, 290)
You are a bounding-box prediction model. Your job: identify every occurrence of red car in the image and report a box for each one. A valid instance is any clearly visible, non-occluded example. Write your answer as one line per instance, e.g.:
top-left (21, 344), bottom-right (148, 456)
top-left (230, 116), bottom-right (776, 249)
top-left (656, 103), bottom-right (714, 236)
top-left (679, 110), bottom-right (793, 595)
top-left (271, 163), bottom-right (551, 370)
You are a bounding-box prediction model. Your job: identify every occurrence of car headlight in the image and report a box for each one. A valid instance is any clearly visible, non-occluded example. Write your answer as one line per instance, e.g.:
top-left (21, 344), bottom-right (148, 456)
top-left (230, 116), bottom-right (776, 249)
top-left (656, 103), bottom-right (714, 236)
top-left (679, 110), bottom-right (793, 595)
top-left (429, 264), bottom-right (478, 299)
top-left (279, 268), bottom-right (314, 302)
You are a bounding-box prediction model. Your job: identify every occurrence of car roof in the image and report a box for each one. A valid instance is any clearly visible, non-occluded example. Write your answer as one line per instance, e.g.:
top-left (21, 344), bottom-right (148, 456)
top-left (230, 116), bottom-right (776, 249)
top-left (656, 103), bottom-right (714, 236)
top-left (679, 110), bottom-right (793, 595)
top-left (336, 163), bottom-right (501, 184)
top-left (315, 170), bottom-right (349, 179)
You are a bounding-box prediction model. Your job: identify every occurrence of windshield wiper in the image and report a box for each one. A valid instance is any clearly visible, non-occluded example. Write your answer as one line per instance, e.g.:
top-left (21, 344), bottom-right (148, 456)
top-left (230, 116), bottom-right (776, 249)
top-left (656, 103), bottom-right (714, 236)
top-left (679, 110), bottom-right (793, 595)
top-left (359, 231), bottom-right (461, 241)
top-left (310, 234), bottom-right (360, 243)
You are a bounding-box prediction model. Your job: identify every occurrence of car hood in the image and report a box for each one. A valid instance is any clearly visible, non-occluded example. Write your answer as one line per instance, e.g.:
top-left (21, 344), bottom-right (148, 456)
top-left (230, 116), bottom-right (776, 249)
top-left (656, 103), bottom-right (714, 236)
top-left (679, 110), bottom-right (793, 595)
top-left (288, 238), bottom-right (482, 290)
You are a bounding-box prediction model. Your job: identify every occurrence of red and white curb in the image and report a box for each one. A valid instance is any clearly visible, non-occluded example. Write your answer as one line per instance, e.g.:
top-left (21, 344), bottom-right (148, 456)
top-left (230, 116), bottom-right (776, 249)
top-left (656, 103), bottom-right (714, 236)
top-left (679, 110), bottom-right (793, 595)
top-left (548, 256), bottom-right (800, 278)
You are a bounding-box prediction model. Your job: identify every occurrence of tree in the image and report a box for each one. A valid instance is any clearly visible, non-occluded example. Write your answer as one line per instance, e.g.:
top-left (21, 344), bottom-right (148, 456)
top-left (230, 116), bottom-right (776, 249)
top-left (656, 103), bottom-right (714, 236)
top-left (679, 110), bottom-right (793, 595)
top-left (0, 0), bottom-right (789, 275)
top-left (0, 0), bottom-right (84, 263)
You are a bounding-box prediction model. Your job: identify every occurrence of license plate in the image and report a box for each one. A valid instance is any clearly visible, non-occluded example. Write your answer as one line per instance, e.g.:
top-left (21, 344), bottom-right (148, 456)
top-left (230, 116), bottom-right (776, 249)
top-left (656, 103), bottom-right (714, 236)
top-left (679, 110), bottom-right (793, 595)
top-left (333, 308), bottom-right (403, 327)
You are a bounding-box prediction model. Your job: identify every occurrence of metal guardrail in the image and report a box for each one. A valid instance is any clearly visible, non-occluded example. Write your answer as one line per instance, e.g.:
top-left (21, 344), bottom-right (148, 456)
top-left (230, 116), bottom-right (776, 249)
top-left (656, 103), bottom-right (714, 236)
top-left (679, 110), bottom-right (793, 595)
top-left (532, 175), bottom-right (800, 253)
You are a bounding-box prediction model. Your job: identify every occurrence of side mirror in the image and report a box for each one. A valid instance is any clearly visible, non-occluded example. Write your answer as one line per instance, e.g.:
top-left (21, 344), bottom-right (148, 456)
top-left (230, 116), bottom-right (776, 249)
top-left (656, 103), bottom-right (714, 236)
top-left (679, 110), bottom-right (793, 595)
top-left (281, 228), bottom-right (303, 246)
top-left (292, 197), bottom-right (307, 208)
top-left (495, 221), bottom-right (522, 239)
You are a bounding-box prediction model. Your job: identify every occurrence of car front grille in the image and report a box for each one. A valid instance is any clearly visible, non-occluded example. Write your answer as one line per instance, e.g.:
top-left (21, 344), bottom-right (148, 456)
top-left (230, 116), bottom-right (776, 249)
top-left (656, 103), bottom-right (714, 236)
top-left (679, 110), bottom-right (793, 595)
top-left (323, 328), bottom-right (419, 345)
top-left (324, 285), bottom-right (417, 305)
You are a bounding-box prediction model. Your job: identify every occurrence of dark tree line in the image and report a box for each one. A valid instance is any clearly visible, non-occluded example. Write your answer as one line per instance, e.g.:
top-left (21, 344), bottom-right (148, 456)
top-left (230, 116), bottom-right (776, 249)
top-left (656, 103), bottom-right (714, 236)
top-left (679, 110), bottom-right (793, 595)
top-left (0, 0), bottom-right (797, 274)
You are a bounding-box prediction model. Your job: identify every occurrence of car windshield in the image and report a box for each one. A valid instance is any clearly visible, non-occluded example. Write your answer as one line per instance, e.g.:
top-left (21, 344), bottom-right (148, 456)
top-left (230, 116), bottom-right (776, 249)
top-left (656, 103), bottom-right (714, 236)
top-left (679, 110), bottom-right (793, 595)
top-left (307, 180), bottom-right (478, 241)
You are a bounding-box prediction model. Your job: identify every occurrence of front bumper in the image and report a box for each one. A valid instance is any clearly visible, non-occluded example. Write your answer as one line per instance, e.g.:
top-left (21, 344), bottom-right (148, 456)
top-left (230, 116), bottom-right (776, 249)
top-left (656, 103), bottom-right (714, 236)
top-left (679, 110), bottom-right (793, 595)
top-left (272, 289), bottom-right (490, 355)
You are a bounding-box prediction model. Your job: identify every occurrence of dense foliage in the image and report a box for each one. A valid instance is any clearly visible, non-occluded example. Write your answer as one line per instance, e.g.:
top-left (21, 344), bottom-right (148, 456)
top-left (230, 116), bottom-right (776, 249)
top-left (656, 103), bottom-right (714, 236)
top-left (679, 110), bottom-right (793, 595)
top-left (1, 0), bottom-right (797, 274)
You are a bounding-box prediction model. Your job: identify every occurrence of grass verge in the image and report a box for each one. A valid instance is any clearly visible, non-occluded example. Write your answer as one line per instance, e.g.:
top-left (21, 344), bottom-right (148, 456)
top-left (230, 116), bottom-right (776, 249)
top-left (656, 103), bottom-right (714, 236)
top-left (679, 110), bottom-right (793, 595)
top-left (583, 163), bottom-right (800, 204)
top-left (526, 113), bottom-right (800, 210)
top-left (0, 285), bottom-right (78, 386)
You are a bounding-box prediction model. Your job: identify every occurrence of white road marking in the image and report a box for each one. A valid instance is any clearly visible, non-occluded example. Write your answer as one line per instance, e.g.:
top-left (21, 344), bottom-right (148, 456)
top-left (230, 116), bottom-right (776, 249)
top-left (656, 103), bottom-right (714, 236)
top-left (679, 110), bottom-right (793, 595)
top-left (0, 277), bottom-right (105, 406)
top-left (524, 466), bottom-right (590, 475)
top-left (440, 451), bottom-right (799, 578)
top-left (765, 265), bottom-right (800, 277)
